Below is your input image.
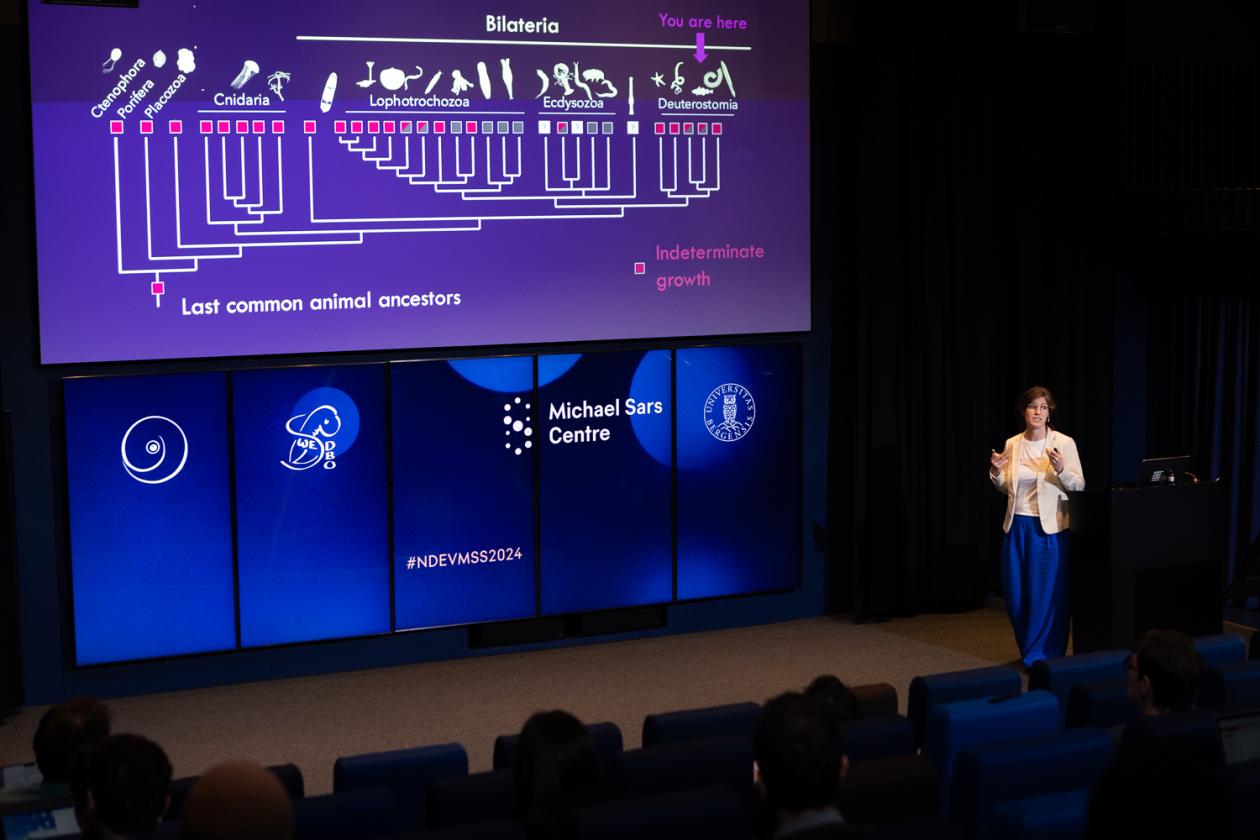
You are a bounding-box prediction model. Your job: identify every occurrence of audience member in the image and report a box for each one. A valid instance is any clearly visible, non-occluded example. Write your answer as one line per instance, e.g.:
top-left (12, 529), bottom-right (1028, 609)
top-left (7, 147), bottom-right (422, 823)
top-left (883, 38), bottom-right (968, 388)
top-left (72, 734), bottom-right (171, 840)
top-left (1087, 735), bottom-right (1225, 839)
top-left (512, 710), bottom-right (603, 840)
top-left (33, 696), bottom-right (113, 785)
top-left (805, 675), bottom-right (858, 723)
top-left (1126, 629), bottom-right (1203, 715)
top-left (181, 761), bottom-right (293, 840)
top-left (753, 692), bottom-right (848, 839)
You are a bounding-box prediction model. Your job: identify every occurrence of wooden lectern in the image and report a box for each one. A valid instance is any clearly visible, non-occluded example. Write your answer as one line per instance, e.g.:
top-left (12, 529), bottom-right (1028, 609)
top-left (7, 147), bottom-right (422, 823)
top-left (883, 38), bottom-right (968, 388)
top-left (1067, 482), bottom-right (1224, 653)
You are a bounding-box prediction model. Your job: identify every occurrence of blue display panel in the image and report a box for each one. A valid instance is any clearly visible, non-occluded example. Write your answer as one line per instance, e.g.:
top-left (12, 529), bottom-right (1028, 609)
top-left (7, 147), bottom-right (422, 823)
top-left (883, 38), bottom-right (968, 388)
top-left (538, 350), bottom-right (673, 614)
top-left (676, 345), bottom-right (801, 599)
top-left (391, 358), bottom-right (537, 629)
top-left (65, 373), bottom-right (236, 664)
top-left (232, 365), bottom-right (389, 646)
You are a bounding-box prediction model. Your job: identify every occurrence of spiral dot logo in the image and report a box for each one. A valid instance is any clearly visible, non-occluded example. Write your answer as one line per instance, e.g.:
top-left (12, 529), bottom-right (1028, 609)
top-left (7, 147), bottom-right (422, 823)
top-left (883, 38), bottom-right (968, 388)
top-left (120, 416), bottom-right (189, 484)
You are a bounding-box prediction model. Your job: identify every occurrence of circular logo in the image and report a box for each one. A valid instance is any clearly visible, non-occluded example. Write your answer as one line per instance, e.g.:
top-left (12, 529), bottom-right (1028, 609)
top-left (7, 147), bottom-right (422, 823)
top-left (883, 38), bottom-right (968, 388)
top-left (120, 416), bottom-right (189, 484)
top-left (704, 383), bottom-right (755, 442)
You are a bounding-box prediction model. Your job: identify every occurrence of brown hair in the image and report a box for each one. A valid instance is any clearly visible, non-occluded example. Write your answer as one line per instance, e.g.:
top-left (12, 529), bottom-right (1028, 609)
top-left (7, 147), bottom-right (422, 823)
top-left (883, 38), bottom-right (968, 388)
top-left (1016, 386), bottom-right (1057, 421)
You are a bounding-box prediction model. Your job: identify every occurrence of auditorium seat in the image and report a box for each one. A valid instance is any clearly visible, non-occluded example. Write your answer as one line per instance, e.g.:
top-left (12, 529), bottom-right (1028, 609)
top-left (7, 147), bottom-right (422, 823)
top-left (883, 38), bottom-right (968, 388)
top-left (334, 742), bottom-right (467, 825)
top-left (1217, 760), bottom-right (1260, 840)
top-left (492, 721), bottom-right (623, 771)
top-left (990, 788), bottom-right (1089, 840)
top-left (574, 786), bottom-right (749, 840)
top-left (1064, 679), bottom-right (1140, 729)
top-left (165, 762), bottom-right (304, 821)
top-left (840, 715), bottom-right (916, 763)
top-left (922, 689), bottom-right (1059, 801)
top-left (949, 727), bottom-right (1113, 836)
top-left (640, 701), bottom-right (760, 747)
top-left (837, 755), bottom-right (939, 824)
top-left (292, 787), bottom-right (399, 839)
top-left (850, 682), bottom-right (899, 718)
top-left (1120, 709), bottom-right (1223, 766)
top-left (907, 665), bottom-right (1022, 747)
top-left (425, 770), bottom-right (515, 830)
top-left (1027, 649), bottom-right (1129, 717)
top-left (1198, 660), bottom-right (1260, 711)
top-left (1193, 634), bottom-right (1247, 668)
top-left (615, 735), bottom-right (755, 807)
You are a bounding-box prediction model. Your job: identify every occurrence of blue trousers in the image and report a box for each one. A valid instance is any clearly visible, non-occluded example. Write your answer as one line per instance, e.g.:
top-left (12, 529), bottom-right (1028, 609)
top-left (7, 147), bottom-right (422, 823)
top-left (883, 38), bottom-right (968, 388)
top-left (1002, 514), bottom-right (1069, 667)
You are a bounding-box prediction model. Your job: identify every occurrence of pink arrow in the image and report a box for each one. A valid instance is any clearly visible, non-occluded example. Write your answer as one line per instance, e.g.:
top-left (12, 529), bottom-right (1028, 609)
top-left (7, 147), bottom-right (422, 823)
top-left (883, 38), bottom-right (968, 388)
top-left (694, 32), bottom-right (707, 63)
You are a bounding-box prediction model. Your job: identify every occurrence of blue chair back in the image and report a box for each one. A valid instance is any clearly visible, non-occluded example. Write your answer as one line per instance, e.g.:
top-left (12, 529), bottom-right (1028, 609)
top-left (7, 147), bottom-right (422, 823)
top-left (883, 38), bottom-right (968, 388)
top-left (908, 665), bottom-right (1022, 747)
top-left (950, 727), bottom-right (1113, 836)
top-left (425, 769), bottom-right (515, 830)
top-left (991, 788), bottom-right (1090, 840)
top-left (333, 742), bottom-right (466, 821)
top-left (616, 735), bottom-right (755, 806)
top-left (1199, 660), bottom-right (1260, 711)
top-left (1027, 649), bottom-right (1129, 718)
top-left (1064, 679), bottom-right (1141, 729)
top-left (850, 683), bottom-right (899, 719)
top-left (641, 701), bottom-right (760, 747)
top-left (292, 788), bottom-right (399, 839)
top-left (493, 722), bottom-right (623, 771)
top-left (840, 715), bottom-right (916, 763)
top-left (1194, 634), bottom-right (1247, 669)
top-left (922, 689), bottom-right (1059, 804)
top-left (575, 786), bottom-right (749, 840)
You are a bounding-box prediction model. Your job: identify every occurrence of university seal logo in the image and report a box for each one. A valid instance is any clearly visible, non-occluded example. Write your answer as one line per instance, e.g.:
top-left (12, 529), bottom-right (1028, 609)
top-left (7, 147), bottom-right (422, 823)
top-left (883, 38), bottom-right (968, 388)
top-left (703, 383), bottom-right (755, 442)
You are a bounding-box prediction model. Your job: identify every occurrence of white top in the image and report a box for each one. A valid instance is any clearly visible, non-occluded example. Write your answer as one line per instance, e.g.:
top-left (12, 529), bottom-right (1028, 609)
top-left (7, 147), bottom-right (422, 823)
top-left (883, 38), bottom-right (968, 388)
top-left (1013, 437), bottom-right (1048, 516)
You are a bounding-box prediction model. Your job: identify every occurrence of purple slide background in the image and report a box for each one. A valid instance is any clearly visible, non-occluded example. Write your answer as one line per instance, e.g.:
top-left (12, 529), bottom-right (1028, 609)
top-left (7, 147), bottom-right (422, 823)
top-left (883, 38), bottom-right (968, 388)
top-left (29, 0), bottom-right (810, 363)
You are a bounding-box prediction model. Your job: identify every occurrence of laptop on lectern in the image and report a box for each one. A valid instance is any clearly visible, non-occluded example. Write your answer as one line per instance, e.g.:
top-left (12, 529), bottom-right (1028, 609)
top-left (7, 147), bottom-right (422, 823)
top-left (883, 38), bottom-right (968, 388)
top-left (1137, 455), bottom-right (1191, 485)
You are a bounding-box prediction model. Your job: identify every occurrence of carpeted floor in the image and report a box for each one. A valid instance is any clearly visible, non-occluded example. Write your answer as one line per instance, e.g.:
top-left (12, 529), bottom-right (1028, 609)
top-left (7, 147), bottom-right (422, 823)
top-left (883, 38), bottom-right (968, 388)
top-left (0, 612), bottom-right (1005, 795)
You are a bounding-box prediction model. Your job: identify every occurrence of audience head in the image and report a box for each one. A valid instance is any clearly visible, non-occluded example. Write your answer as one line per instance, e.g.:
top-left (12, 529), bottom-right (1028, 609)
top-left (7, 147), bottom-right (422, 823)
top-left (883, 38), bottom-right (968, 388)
top-left (72, 734), bottom-right (171, 839)
top-left (805, 675), bottom-right (858, 723)
top-left (181, 761), bottom-right (293, 840)
top-left (33, 696), bottom-right (112, 784)
top-left (512, 710), bottom-right (602, 837)
top-left (1126, 629), bottom-right (1203, 715)
top-left (753, 692), bottom-right (848, 822)
top-left (1087, 736), bottom-right (1225, 839)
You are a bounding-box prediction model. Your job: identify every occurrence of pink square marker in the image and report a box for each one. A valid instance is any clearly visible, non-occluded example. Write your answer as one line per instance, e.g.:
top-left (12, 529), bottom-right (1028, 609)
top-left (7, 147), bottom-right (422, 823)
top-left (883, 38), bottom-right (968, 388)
top-left (200, 120), bottom-right (214, 134)
top-left (434, 121), bottom-right (446, 133)
top-left (654, 122), bottom-right (666, 135)
top-left (150, 279), bottom-right (165, 295)
top-left (350, 120), bottom-right (363, 133)
top-left (236, 120), bottom-right (249, 134)
top-left (139, 120), bottom-right (153, 134)
top-left (634, 262), bottom-right (646, 275)
top-left (466, 120), bottom-right (477, 134)
top-left (669, 122), bottom-right (680, 135)
top-left (168, 120), bottom-right (183, 134)
top-left (273, 120), bottom-right (286, 134)
top-left (416, 121), bottom-right (428, 133)
top-left (367, 120), bottom-right (380, 134)
top-left (698, 122), bottom-right (708, 135)
top-left (303, 120), bottom-right (316, 134)
top-left (334, 120), bottom-right (347, 134)
top-left (383, 120), bottom-right (395, 134)
top-left (712, 122), bottom-right (724, 135)
top-left (218, 120), bottom-right (231, 134)
top-left (252, 120), bottom-right (265, 134)
top-left (109, 120), bottom-right (124, 135)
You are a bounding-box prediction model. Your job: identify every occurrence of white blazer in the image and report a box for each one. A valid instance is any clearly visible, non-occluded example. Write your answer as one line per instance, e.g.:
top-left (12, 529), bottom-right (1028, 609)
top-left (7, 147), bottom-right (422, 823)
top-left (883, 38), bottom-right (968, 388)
top-left (990, 430), bottom-right (1085, 534)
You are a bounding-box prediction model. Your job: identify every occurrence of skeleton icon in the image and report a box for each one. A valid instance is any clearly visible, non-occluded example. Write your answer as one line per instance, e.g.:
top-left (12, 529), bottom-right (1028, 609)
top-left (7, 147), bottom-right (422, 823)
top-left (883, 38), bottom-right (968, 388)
top-left (380, 66), bottom-right (423, 91)
top-left (101, 48), bottom-right (122, 74)
top-left (230, 60), bottom-right (260, 90)
top-left (267, 70), bottom-right (291, 101)
top-left (450, 69), bottom-right (474, 94)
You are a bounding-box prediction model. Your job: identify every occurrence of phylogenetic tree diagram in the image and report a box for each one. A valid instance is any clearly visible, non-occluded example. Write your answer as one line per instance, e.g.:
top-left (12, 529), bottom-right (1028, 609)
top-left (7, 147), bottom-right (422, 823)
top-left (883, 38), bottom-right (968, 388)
top-left (105, 35), bottom-right (749, 306)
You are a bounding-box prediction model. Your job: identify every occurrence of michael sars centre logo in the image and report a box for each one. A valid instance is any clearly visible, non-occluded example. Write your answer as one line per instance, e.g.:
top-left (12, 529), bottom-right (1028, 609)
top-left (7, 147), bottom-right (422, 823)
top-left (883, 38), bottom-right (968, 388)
top-left (545, 396), bottom-right (664, 444)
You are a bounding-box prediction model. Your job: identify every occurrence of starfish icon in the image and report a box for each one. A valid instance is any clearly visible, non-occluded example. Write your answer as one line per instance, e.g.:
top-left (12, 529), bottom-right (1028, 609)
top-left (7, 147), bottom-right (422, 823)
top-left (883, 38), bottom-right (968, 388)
top-left (651, 72), bottom-right (665, 87)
